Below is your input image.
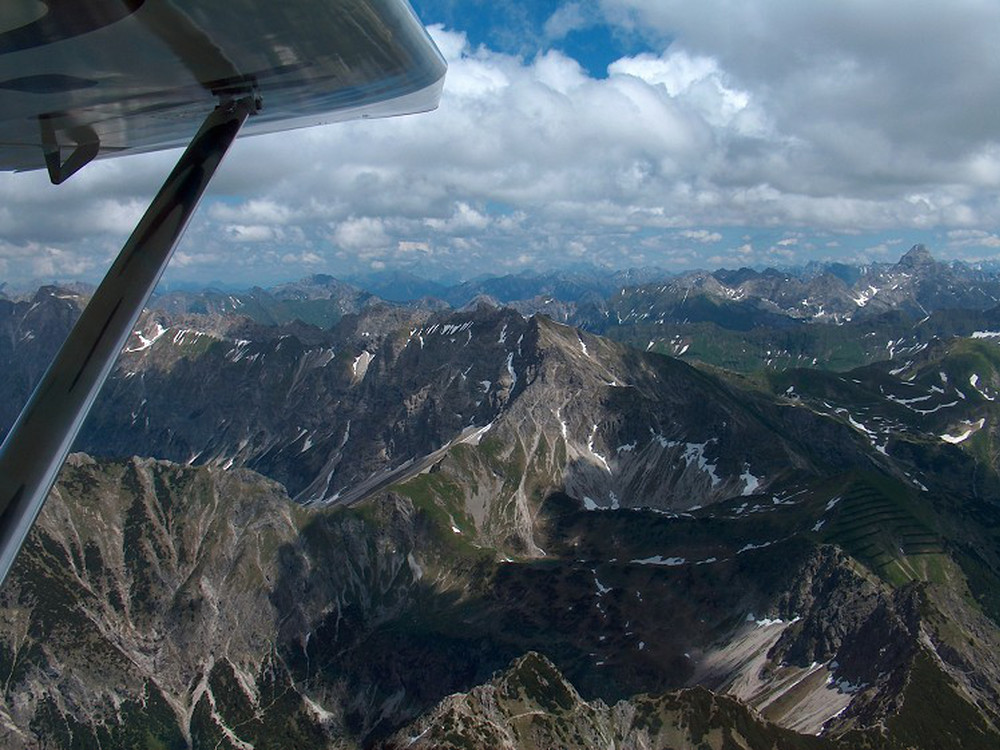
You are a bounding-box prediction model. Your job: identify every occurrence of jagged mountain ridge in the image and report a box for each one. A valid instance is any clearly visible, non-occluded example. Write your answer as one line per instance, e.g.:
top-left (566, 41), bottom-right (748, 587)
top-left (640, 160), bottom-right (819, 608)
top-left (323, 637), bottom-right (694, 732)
top-left (338, 246), bottom-right (1000, 324)
top-left (570, 246), bottom-right (1000, 373)
top-left (0, 286), bottom-right (86, 432)
top-left (3, 292), bottom-right (885, 519)
top-left (139, 245), bottom-right (1000, 376)
top-left (379, 652), bottom-right (831, 750)
top-left (381, 642), bottom-right (999, 750)
top-left (6, 246), bottom-right (998, 332)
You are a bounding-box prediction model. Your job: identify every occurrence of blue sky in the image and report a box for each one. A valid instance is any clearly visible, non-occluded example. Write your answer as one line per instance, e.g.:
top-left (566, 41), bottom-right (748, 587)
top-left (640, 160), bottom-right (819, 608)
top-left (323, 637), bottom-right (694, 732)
top-left (410, 0), bottom-right (654, 79)
top-left (2, 0), bottom-right (1000, 287)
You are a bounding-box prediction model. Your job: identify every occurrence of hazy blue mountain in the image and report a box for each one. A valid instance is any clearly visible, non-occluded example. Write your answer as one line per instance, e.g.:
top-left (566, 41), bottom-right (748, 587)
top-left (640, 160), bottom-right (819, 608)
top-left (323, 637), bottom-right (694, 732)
top-left (345, 270), bottom-right (450, 302)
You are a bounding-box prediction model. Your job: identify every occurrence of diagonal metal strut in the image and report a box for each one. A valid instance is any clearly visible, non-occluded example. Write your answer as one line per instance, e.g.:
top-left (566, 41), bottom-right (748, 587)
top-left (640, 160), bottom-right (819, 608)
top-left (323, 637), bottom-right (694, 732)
top-left (0, 96), bottom-right (258, 586)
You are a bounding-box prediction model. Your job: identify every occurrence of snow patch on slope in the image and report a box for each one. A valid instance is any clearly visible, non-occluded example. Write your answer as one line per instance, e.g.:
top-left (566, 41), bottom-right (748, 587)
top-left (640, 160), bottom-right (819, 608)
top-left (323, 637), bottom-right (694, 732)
top-left (126, 322), bottom-right (167, 353)
top-left (940, 419), bottom-right (985, 444)
top-left (352, 351), bottom-right (374, 381)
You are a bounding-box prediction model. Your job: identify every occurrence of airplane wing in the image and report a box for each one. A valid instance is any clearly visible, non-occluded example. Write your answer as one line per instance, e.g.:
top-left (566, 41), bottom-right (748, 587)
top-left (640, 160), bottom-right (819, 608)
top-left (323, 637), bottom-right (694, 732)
top-left (0, 0), bottom-right (446, 179)
top-left (0, 1), bottom-right (445, 584)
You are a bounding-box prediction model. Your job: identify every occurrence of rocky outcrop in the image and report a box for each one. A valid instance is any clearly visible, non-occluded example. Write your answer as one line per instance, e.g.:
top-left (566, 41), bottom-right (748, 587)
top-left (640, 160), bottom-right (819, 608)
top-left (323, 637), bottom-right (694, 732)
top-left (379, 651), bottom-right (830, 750)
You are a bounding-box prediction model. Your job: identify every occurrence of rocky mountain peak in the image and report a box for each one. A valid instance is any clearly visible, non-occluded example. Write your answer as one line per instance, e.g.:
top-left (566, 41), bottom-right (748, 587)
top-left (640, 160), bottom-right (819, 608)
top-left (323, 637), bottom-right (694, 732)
top-left (459, 293), bottom-right (502, 311)
top-left (270, 273), bottom-right (363, 301)
top-left (897, 243), bottom-right (936, 269)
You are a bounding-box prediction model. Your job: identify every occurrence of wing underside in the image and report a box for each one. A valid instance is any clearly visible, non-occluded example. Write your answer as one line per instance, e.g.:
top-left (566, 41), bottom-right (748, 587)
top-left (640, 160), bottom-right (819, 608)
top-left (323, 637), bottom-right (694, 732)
top-left (0, 0), bottom-right (446, 175)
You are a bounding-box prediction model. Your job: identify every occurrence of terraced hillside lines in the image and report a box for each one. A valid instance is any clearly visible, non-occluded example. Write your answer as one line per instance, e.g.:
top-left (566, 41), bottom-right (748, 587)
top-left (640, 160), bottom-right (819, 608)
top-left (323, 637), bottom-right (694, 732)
top-left (821, 477), bottom-right (943, 584)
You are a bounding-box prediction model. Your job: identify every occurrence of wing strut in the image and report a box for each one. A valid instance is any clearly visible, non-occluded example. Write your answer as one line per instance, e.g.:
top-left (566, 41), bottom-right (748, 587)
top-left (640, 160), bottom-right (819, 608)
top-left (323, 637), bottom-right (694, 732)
top-left (0, 95), bottom-right (260, 585)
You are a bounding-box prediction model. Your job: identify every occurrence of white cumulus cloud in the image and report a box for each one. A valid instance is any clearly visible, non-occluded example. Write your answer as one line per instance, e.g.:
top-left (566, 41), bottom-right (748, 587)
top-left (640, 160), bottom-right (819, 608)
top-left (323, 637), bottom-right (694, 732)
top-left (2, 6), bottom-right (1000, 285)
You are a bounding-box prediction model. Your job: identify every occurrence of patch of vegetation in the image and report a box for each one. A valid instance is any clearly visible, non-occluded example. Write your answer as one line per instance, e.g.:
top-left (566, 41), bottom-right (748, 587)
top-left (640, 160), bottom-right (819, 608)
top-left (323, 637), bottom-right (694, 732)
top-left (506, 653), bottom-right (577, 713)
top-left (951, 543), bottom-right (1000, 626)
top-left (886, 651), bottom-right (1000, 749)
top-left (607, 315), bottom-right (909, 374)
top-left (201, 658), bottom-right (329, 750)
top-left (28, 683), bottom-right (186, 750)
top-left (392, 470), bottom-right (484, 560)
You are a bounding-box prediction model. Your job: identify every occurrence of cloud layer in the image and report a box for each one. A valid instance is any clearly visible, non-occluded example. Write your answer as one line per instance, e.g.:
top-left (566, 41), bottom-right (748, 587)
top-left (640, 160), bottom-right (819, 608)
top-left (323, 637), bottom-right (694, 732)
top-left (2, 2), bottom-right (999, 285)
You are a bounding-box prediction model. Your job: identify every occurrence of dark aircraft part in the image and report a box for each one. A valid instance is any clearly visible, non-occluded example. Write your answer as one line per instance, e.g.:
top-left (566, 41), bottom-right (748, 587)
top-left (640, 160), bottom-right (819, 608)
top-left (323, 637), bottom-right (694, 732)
top-left (40, 116), bottom-right (101, 184)
top-left (0, 1), bottom-right (447, 173)
top-left (0, 96), bottom-right (257, 585)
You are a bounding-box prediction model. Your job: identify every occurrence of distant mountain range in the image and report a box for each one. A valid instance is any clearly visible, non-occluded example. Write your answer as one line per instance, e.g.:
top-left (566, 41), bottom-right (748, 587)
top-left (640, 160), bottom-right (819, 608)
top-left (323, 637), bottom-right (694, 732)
top-left (8, 246), bottom-right (1000, 322)
top-left (340, 246), bottom-right (1000, 317)
top-left (0, 246), bottom-right (999, 747)
top-left (131, 245), bottom-right (1000, 374)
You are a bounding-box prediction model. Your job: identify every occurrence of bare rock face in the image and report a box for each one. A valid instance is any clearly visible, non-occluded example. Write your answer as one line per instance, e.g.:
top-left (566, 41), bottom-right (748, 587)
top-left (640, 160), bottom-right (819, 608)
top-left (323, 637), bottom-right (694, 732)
top-left (365, 312), bottom-right (876, 554)
top-left (0, 456), bottom-right (423, 748)
top-left (3, 451), bottom-right (999, 749)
